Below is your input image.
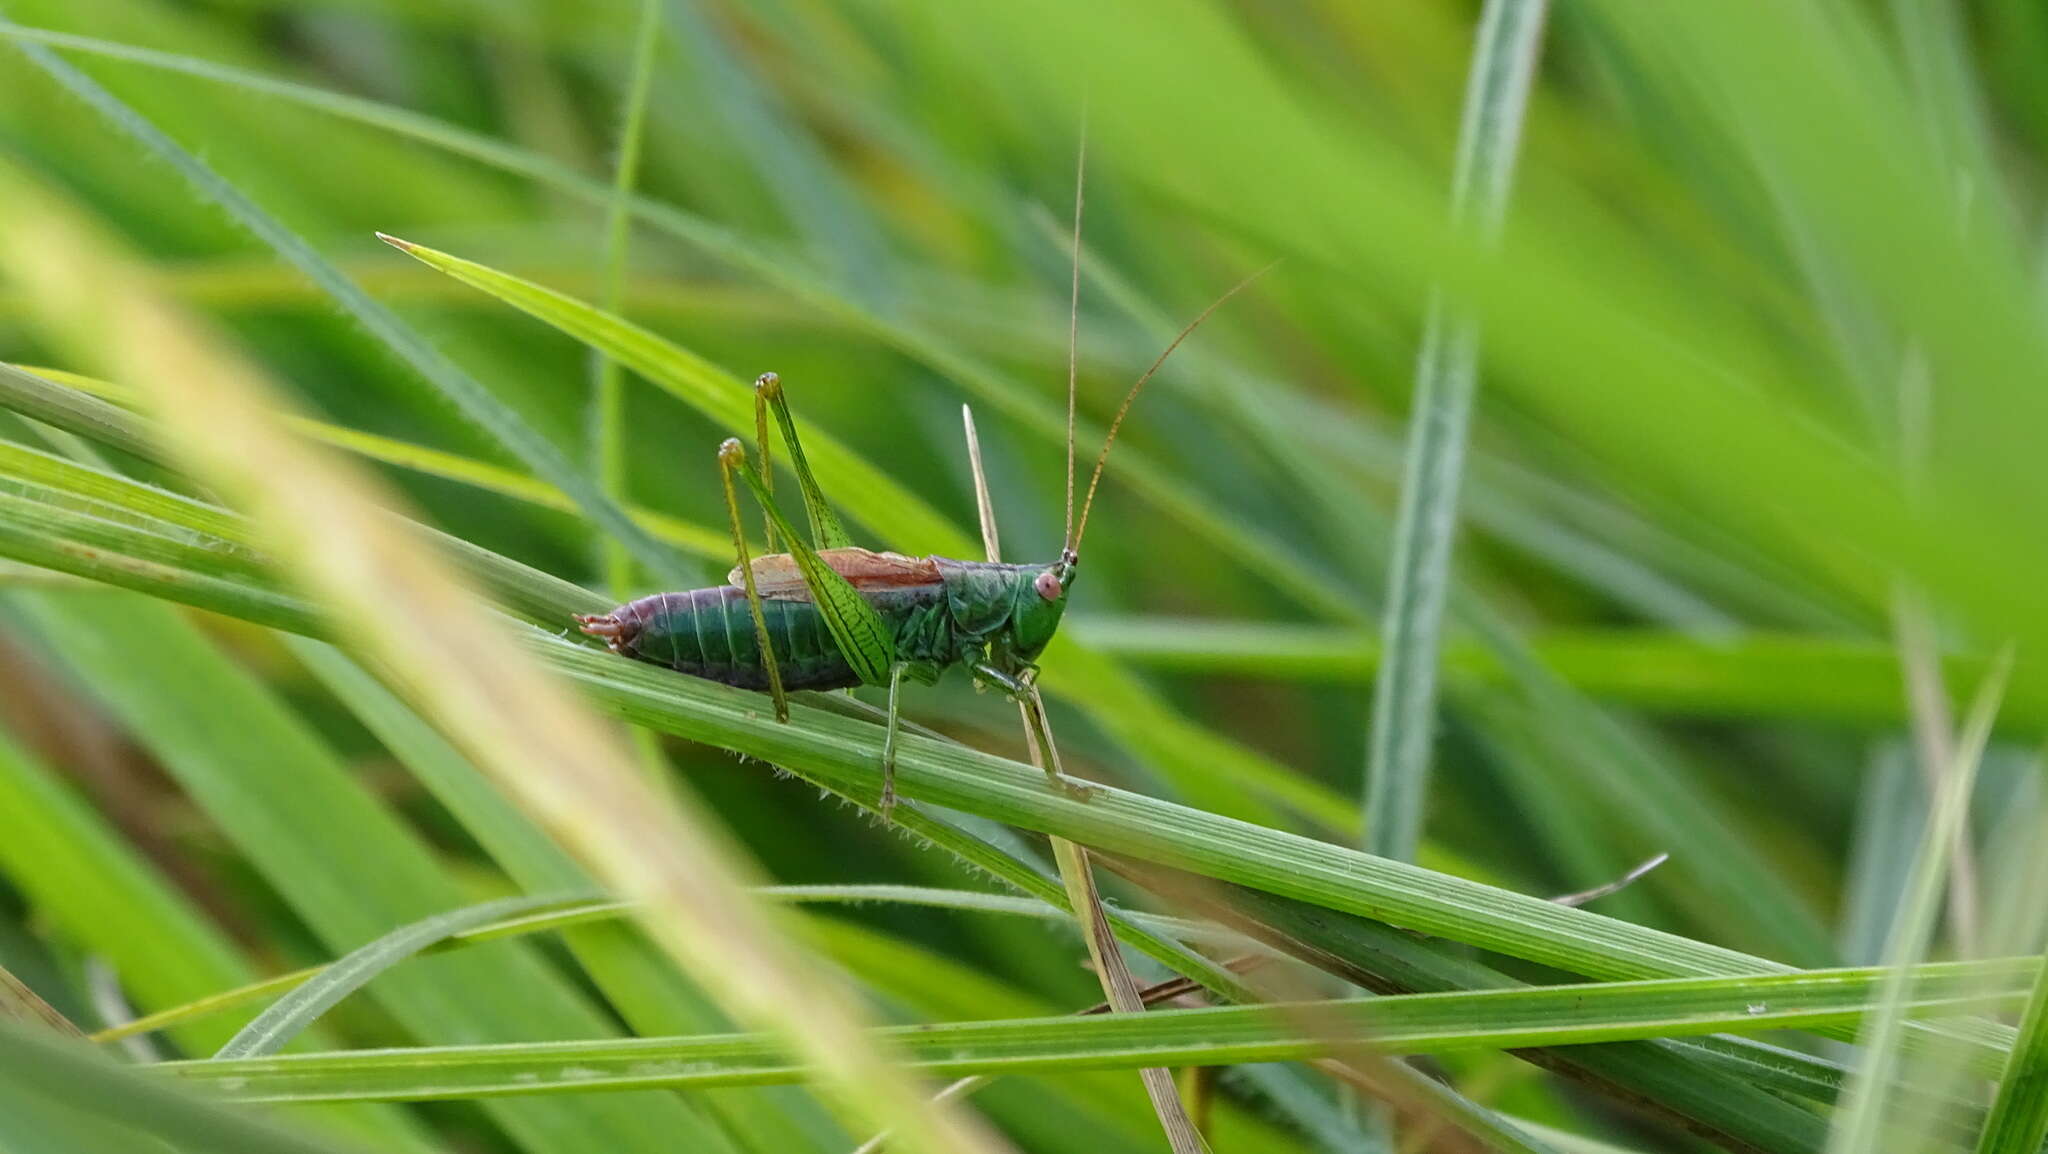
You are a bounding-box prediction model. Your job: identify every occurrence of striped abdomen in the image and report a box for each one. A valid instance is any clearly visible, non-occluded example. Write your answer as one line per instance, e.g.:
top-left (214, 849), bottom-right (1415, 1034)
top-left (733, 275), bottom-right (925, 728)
top-left (580, 584), bottom-right (955, 690)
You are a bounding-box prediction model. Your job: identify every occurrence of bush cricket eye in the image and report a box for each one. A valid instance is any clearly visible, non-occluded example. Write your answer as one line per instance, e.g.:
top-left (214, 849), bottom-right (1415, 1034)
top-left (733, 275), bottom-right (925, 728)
top-left (1034, 571), bottom-right (1062, 601)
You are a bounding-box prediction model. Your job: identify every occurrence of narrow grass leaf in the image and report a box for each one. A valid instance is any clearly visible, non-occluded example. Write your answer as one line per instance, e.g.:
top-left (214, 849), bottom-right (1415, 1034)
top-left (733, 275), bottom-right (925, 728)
top-left (97, 887), bottom-right (1251, 1045)
top-left (966, 400), bottom-right (1206, 1154)
top-left (1362, 0), bottom-right (1548, 862)
top-left (381, 233), bottom-right (968, 553)
top-left (167, 963), bottom-right (2028, 1104)
top-left (0, 1022), bottom-right (367, 1154)
top-left (590, 0), bottom-right (664, 600)
top-left (0, 961), bottom-right (78, 1038)
top-left (1976, 934), bottom-right (2048, 1152)
top-left (23, 362), bottom-right (729, 557)
top-left (1827, 649), bottom-right (2014, 1154)
top-left (217, 895), bottom-right (595, 1061)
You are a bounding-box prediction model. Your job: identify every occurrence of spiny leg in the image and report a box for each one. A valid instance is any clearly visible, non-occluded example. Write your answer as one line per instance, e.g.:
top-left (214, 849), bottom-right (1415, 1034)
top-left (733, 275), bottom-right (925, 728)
top-left (879, 661), bottom-right (911, 820)
top-left (973, 661), bottom-right (1098, 800)
top-left (755, 372), bottom-right (852, 550)
top-left (718, 439), bottom-right (789, 723)
top-left (752, 374), bottom-right (777, 553)
top-left (725, 434), bottom-right (910, 813)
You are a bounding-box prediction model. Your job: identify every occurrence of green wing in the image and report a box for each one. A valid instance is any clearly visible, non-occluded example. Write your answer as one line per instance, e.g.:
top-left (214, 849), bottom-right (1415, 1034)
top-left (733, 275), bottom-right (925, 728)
top-left (729, 457), bottom-right (896, 686)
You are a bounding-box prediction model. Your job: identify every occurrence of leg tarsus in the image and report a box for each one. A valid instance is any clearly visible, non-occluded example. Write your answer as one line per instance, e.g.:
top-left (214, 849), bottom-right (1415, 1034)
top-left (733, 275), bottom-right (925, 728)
top-left (879, 662), bottom-right (909, 821)
top-left (1055, 775), bottom-right (1100, 801)
top-left (977, 663), bottom-right (1098, 802)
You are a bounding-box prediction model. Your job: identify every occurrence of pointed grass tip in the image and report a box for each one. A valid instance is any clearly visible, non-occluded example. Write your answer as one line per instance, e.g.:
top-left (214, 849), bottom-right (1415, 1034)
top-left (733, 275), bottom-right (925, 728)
top-left (373, 231), bottom-right (418, 253)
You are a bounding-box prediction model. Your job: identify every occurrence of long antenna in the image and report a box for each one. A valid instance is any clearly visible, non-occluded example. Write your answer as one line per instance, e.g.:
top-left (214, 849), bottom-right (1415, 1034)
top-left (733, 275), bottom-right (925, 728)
top-left (1069, 262), bottom-right (1276, 558)
top-left (1063, 117), bottom-right (1088, 554)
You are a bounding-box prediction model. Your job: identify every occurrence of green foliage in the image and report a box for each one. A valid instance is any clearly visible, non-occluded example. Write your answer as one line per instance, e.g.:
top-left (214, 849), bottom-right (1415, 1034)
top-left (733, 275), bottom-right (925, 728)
top-left (0, 1), bottom-right (2042, 1152)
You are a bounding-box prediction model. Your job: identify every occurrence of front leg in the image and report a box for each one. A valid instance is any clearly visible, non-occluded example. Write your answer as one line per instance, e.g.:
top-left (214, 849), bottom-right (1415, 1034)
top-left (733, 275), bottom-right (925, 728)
top-left (971, 661), bottom-right (1097, 801)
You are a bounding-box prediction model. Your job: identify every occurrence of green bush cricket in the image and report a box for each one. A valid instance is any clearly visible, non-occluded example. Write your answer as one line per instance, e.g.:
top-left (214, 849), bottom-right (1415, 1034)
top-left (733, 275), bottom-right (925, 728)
top-left (576, 252), bottom-right (1262, 818)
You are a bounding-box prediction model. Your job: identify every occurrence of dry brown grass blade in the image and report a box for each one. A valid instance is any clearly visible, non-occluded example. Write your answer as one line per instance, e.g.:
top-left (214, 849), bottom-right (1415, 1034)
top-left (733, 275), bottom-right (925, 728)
top-left (0, 160), bottom-right (1009, 1154)
top-left (0, 963), bottom-right (83, 1039)
top-left (961, 404), bottom-right (1209, 1154)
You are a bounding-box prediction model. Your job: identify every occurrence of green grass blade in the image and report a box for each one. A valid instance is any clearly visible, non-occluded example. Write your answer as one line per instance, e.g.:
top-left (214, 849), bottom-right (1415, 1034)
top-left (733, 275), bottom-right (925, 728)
top-left (0, 500), bottom-right (1984, 1000)
top-left (380, 233), bottom-right (968, 553)
top-left (216, 895), bottom-right (595, 1061)
top-left (1363, 0), bottom-right (1549, 863)
top-left (1, 28), bottom-right (696, 592)
top-left (590, 0), bottom-right (663, 601)
top-left (165, 962), bottom-right (2029, 1104)
top-left (1827, 650), bottom-right (2013, 1154)
top-left (97, 887), bottom-right (1250, 1044)
top-left (0, 494), bottom-right (316, 633)
top-left (1073, 616), bottom-right (2013, 728)
top-left (0, 1022), bottom-right (366, 1154)
top-left (0, 361), bottom-right (163, 464)
top-left (1976, 937), bottom-right (2048, 1152)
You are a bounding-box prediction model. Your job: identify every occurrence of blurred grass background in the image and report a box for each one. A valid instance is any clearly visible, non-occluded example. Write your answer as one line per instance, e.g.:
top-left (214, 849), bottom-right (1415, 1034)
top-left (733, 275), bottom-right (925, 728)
top-left (1, 0), bottom-right (2047, 1151)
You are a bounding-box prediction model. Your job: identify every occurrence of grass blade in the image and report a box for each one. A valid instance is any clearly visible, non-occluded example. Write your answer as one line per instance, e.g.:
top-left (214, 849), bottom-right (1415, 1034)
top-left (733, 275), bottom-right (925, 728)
top-left (166, 962), bottom-right (2030, 1104)
top-left (1362, 0), bottom-right (1549, 862)
top-left (1827, 649), bottom-right (2014, 1154)
top-left (0, 960), bottom-right (79, 1038)
top-left (590, 0), bottom-right (663, 600)
top-left (1976, 935), bottom-right (2048, 1152)
top-left (964, 401), bottom-right (1206, 1153)
top-left (216, 895), bottom-right (595, 1061)
top-left (0, 1022), bottom-right (366, 1154)
top-left (94, 887), bottom-right (1249, 1045)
